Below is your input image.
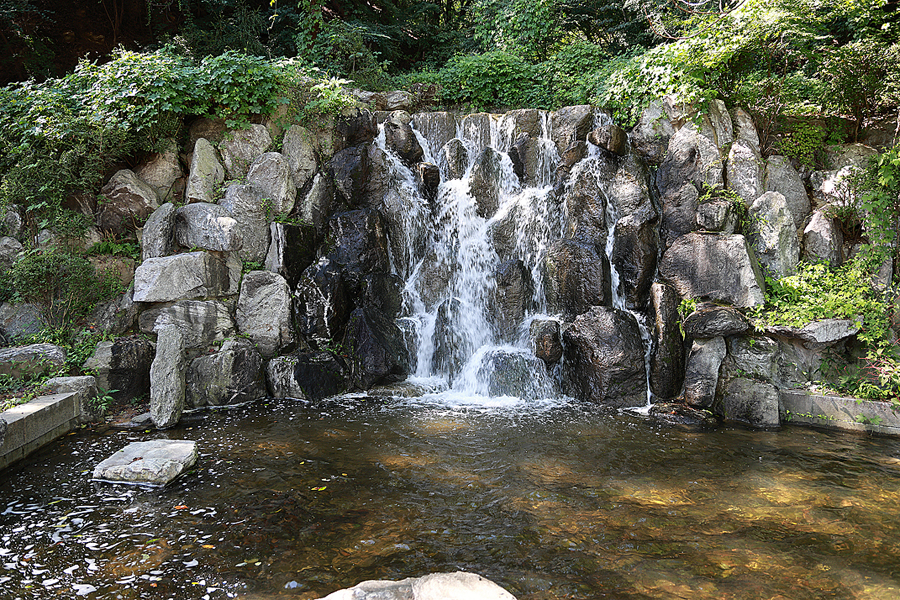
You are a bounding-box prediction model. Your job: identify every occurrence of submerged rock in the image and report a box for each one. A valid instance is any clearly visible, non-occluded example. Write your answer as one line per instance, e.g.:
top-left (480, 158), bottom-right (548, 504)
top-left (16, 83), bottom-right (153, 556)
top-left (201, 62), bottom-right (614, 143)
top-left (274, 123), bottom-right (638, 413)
top-left (718, 377), bottom-right (780, 428)
top-left (472, 349), bottom-right (556, 400)
top-left (93, 440), bottom-right (197, 487)
top-left (315, 571), bottom-right (517, 600)
top-left (649, 403), bottom-right (717, 427)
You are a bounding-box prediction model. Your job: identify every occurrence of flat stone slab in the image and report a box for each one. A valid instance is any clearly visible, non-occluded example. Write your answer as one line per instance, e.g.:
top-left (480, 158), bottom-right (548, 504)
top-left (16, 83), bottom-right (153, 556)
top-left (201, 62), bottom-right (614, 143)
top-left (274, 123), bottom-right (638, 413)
top-left (780, 390), bottom-right (900, 436)
top-left (316, 572), bottom-right (517, 600)
top-left (93, 440), bottom-right (198, 486)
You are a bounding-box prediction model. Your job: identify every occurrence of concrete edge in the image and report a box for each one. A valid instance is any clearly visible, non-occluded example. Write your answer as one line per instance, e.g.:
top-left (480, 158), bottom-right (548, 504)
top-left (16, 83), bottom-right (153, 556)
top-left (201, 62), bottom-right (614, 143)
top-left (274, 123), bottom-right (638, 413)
top-left (779, 389), bottom-right (900, 436)
top-left (0, 392), bottom-right (82, 471)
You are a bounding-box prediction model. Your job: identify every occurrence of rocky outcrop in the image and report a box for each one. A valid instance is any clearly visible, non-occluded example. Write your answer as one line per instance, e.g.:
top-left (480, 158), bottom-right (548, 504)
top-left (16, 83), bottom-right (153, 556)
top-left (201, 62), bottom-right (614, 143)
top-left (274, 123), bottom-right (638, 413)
top-left (343, 307), bottom-right (409, 389)
top-left (185, 138), bottom-right (224, 203)
top-left (475, 349), bottom-right (556, 399)
top-left (765, 155), bottom-right (810, 227)
top-left (803, 209), bottom-right (843, 265)
top-left (266, 351), bottom-right (349, 400)
top-left (98, 169), bottom-right (159, 235)
top-left (544, 240), bottom-right (609, 320)
top-left (246, 152), bottom-right (297, 215)
top-left (264, 222), bottom-right (317, 289)
top-left (141, 202), bottom-right (177, 261)
top-left (138, 300), bottom-right (235, 348)
top-left (135, 139), bottom-right (183, 202)
top-left (469, 148), bottom-right (503, 219)
top-left (236, 271), bottom-right (294, 358)
top-left (492, 259), bottom-right (532, 341)
top-left (283, 125), bottom-right (318, 189)
top-left (133, 251), bottom-right (239, 303)
top-left (550, 105), bottom-right (593, 155)
top-left (218, 183), bottom-right (270, 263)
top-left (174, 203), bottom-right (242, 252)
top-left (748, 191), bottom-right (800, 279)
top-left (384, 111), bottom-right (424, 165)
top-left (726, 139), bottom-right (764, 204)
top-left (682, 303), bottom-right (750, 338)
top-left (630, 100), bottom-right (674, 164)
top-left (185, 338), bottom-right (265, 407)
top-left (611, 207), bottom-right (659, 310)
top-left (219, 124), bottom-right (271, 179)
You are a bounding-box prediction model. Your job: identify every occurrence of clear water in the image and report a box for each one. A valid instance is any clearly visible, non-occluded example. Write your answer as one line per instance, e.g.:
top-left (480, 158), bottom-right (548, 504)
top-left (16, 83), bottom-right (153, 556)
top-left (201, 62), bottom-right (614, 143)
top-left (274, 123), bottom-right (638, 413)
top-left (3, 397), bottom-right (900, 599)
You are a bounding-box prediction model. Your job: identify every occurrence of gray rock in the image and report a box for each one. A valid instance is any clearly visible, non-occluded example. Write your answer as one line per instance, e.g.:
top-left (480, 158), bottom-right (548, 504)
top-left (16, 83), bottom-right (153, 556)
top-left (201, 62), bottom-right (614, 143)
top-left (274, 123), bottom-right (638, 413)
top-left (508, 132), bottom-right (539, 186)
top-left (246, 152), bottom-right (297, 216)
top-left (649, 403), bottom-right (718, 427)
top-left (149, 325), bottom-right (186, 429)
top-left (649, 283), bottom-right (684, 401)
top-left (141, 203), bottom-right (177, 261)
top-left (431, 298), bottom-right (468, 379)
top-left (659, 232), bottom-right (766, 308)
top-left (312, 107), bottom-right (378, 160)
top-left (220, 124), bottom-right (272, 179)
top-left (383, 90), bottom-right (412, 111)
top-left (352, 89), bottom-right (387, 110)
top-left (469, 147), bottom-right (504, 219)
top-left (461, 113), bottom-right (494, 155)
top-left (264, 222), bottom-right (317, 289)
top-left (696, 200), bottom-right (737, 233)
top-left (732, 108), bottom-right (759, 149)
top-left (630, 100), bottom-right (675, 165)
top-left (342, 307), bottom-right (409, 389)
top-left (563, 167), bottom-right (607, 247)
top-left (0, 343), bottom-right (65, 379)
top-left (726, 139), bottom-right (764, 204)
top-left (218, 182), bottom-right (270, 262)
top-left (98, 169), bottom-right (160, 236)
top-left (83, 337), bottom-right (153, 401)
top-left (550, 105), bottom-right (594, 155)
top-left (282, 125), bottom-right (318, 189)
top-left (236, 271), bottom-right (294, 359)
top-left (803, 209), bottom-right (843, 265)
top-left (766, 319), bottom-right (859, 349)
top-left (722, 335), bottom-right (779, 383)
top-left (719, 377), bottom-right (780, 428)
top-left (0, 236), bottom-right (22, 271)
top-left (326, 209), bottom-right (390, 287)
top-left (133, 251), bottom-right (238, 303)
top-left (588, 124), bottom-right (627, 156)
top-left (544, 240), bottom-right (609, 320)
top-left (826, 143), bottom-right (878, 170)
top-left (683, 336), bottom-right (726, 408)
top-left (0, 206), bottom-right (24, 240)
top-left (440, 138), bottom-right (469, 181)
top-left (299, 173), bottom-right (337, 237)
top-left (501, 108), bottom-right (544, 141)
top-left (139, 300), bottom-right (235, 348)
top-left (611, 207), bottom-right (659, 310)
top-left (266, 351), bottom-right (349, 400)
top-left (90, 286), bottom-right (138, 336)
top-left (416, 162), bottom-right (440, 202)
top-left (492, 259), bottom-right (532, 341)
top-left (384, 112), bottom-right (424, 165)
top-left (610, 154), bottom-right (654, 215)
top-left (563, 307), bottom-right (647, 407)
top-left (45, 375), bottom-right (99, 420)
top-left (660, 183), bottom-right (700, 246)
top-left (704, 99), bottom-right (734, 150)
top-left (749, 191), bottom-right (800, 279)
top-left (475, 349), bottom-right (556, 399)
top-left (662, 94), bottom-right (698, 126)
top-left (185, 138), bottom-right (225, 203)
top-left (530, 319), bottom-right (562, 365)
top-left (135, 139), bottom-right (183, 202)
top-left (682, 303), bottom-right (750, 338)
top-left (0, 302), bottom-right (44, 341)
top-left (412, 112), bottom-right (458, 156)
top-left (93, 440), bottom-right (197, 486)
top-left (765, 155), bottom-right (810, 228)
top-left (657, 123), bottom-right (724, 199)
top-left (174, 203), bottom-right (242, 252)
top-left (185, 338), bottom-right (265, 407)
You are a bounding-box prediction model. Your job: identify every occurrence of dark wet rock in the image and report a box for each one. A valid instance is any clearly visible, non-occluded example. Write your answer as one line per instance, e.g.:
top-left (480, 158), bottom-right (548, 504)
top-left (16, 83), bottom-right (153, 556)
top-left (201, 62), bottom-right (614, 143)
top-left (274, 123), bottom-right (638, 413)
top-left (416, 162), bottom-right (441, 202)
top-left (219, 124), bottom-right (272, 179)
top-left (412, 112), bottom-right (458, 155)
top-left (544, 240), bottom-right (609, 320)
top-left (508, 133), bottom-right (529, 182)
top-left (658, 232), bottom-right (766, 308)
top-left (469, 147), bottom-right (503, 219)
top-left (563, 306), bottom-right (647, 408)
top-left (326, 209), bottom-right (390, 290)
top-left (294, 259), bottom-right (350, 344)
top-left (185, 138), bottom-right (224, 204)
top-left (502, 108), bottom-right (544, 140)
top-left (413, 248), bottom-right (453, 311)
top-left (683, 336), bottom-right (726, 408)
top-left (476, 349), bottom-right (556, 399)
top-left (682, 303), bottom-right (750, 338)
top-left (718, 377), bottom-right (780, 428)
top-left (492, 260), bottom-right (533, 341)
top-left (360, 272), bottom-right (404, 318)
top-left (432, 298), bottom-right (468, 379)
top-left (563, 168), bottom-right (606, 249)
top-left (141, 202), bottom-right (177, 261)
top-left (99, 169), bottom-right (159, 236)
top-left (461, 113), bottom-right (494, 155)
top-left (312, 107), bottom-right (378, 160)
top-left (264, 222), bottom-right (317, 289)
top-left (559, 141), bottom-right (588, 170)
top-left (93, 440), bottom-right (198, 486)
top-left (343, 307), bottom-right (409, 390)
top-left (609, 154), bottom-right (654, 217)
top-left (266, 351), bottom-right (349, 400)
top-left (649, 283), bottom-right (684, 401)
top-left (384, 112), bottom-right (424, 165)
top-left (649, 403), bottom-right (717, 427)
top-left (149, 325), bottom-right (186, 429)
top-left (218, 182), bottom-right (269, 263)
top-left (328, 145), bottom-right (370, 205)
top-left (83, 336), bottom-right (153, 402)
top-left (550, 105), bottom-right (594, 155)
top-left (721, 335), bottom-right (779, 384)
top-left (185, 338), bottom-right (265, 408)
top-left (138, 300), bottom-right (235, 348)
top-left (611, 206), bottom-right (659, 310)
top-left (236, 271), bottom-right (294, 359)
top-left (0, 344), bottom-right (65, 379)
top-left (297, 173), bottom-right (337, 238)
top-left (440, 138), bottom-right (469, 181)
top-left (174, 203), bottom-right (242, 253)
top-left (588, 124), bottom-right (628, 156)
top-left (530, 319), bottom-right (563, 365)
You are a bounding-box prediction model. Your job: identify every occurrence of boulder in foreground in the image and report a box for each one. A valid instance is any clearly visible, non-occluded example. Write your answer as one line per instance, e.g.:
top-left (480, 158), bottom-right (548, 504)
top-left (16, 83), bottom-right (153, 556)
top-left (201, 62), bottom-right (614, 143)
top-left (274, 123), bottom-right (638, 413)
top-left (315, 571), bottom-right (517, 600)
top-left (93, 440), bottom-right (197, 486)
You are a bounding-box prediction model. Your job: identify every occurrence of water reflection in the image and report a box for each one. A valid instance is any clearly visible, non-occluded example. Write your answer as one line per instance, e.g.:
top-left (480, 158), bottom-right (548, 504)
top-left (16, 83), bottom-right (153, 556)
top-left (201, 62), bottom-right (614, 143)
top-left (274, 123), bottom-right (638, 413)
top-left (2, 397), bottom-right (900, 599)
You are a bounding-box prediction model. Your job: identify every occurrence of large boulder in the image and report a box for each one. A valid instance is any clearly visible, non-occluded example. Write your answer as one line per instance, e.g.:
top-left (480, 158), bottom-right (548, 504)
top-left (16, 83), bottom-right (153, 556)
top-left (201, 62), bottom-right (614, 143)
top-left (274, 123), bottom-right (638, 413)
top-left (648, 283), bottom-right (684, 401)
top-left (657, 123), bottom-right (724, 199)
top-left (82, 336), bottom-right (153, 401)
top-left (0, 302), bottom-right (44, 341)
top-left (174, 203), bottom-right (242, 253)
top-left (721, 335), bottom-right (779, 384)
top-left (138, 300), bottom-right (235, 348)
top-left (440, 138), bottom-right (469, 181)
top-left (282, 125), bottom-right (318, 190)
top-left (659, 232), bottom-right (766, 308)
top-left (236, 271), bottom-right (294, 359)
top-left (149, 325), bottom-right (186, 429)
top-left (608, 153), bottom-right (653, 215)
top-left (492, 259), bottom-right (532, 341)
top-left (312, 107), bottom-right (378, 160)
top-left (588, 124), bottom-right (628, 156)
top-left (660, 183), bottom-right (700, 247)
top-left (185, 337), bottom-right (265, 407)
top-left (0, 344), bottom-right (65, 379)
top-left (544, 240), bottom-right (609, 320)
top-left (219, 124), bottom-right (271, 179)
top-left (530, 318), bottom-right (563, 365)
top-left (98, 169), bottom-right (160, 236)
top-left (748, 191), bottom-right (800, 279)
top-left (134, 139), bottom-right (182, 202)
top-left (298, 173), bottom-right (337, 237)
top-left (550, 105), bottom-right (593, 155)
top-left (218, 182), bottom-right (270, 263)
top-left (696, 200), bottom-right (738, 233)
top-left (718, 377), bottom-right (780, 428)
top-left (630, 100), bottom-right (675, 165)
top-left (326, 209), bottom-right (390, 287)
top-left (765, 155), bottom-right (810, 228)
top-left (185, 138), bottom-right (224, 203)
top-left (90, 286), bottom-right (139, 335)
top-left (469, 147), bottom-right (504, 219)
top-left (726, 139), bottom-right (764, 205)
top-left (133, 251), bottom-right (239, 303)
top-left (266, 351), bottom-right (349, 400)
top-left (246, 152), bottom-right (297, 216)
top-left (803, 209), bottom-right (843, 265)
top-left (0, 236), bottom-right (22, 271)
top-left (342, 307), bottom-right (409, 389)
top-left (683, 336), bottom-right (726, 408)
top-left (703, 99), bottom-right (734, 151)
top-left (384, 111), bottom-right (424, 165)
top-left (563, 306), bottom-right (647, 407)
top-left (328, 145), bottom-right (370, 205)
top-left (611, 207), bottom-right (659, 310)
top-left (682, 303), bottom-right (750, 338)
top-left (732, 108), bottom-right (760, 149)
top-left (461, 113), bottom-right (494, 154)
top-left (141, 202), bottom-right (177, 261)
top-left (294, 259), bottom-right (350, 345)
top-left (264, 222), bottom-right (317, 289)
top-left (563, 167), bottom-right (607, 248)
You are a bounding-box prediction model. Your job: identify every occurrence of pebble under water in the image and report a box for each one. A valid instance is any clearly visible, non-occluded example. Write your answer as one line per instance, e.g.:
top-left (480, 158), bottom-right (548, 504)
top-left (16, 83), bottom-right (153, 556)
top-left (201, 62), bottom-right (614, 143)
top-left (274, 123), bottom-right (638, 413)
top-left (3, 395), bottom-right (900, 599)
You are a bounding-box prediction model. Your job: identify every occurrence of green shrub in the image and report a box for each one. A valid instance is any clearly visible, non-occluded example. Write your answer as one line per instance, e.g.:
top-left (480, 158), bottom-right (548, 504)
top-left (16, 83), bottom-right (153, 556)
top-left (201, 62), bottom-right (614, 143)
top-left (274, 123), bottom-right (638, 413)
top-left (435, 51), bottom-right (549, 109)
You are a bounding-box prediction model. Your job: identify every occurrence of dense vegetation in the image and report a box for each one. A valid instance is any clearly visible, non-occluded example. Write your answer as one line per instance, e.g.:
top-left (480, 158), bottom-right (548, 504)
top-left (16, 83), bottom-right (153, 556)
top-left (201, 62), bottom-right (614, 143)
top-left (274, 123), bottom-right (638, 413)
top-left (0, 0), bottom-right (898, 402)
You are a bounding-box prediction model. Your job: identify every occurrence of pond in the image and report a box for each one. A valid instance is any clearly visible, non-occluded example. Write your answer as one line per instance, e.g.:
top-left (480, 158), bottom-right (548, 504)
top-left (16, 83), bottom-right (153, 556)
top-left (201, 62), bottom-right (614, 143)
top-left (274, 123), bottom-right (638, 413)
top-left (2, 393), bottom-right (900, 599)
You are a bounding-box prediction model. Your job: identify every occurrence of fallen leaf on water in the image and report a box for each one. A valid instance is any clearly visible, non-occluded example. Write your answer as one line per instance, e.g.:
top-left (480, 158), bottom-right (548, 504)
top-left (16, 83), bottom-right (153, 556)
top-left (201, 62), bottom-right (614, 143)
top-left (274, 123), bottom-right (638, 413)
top-left (202, 545), bottom-right (215, 549)
top-left (174, 505), bottom-right (188, 510)
top-left (312, 486), bottom-right (327, 491)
